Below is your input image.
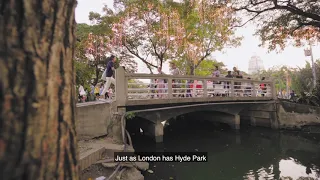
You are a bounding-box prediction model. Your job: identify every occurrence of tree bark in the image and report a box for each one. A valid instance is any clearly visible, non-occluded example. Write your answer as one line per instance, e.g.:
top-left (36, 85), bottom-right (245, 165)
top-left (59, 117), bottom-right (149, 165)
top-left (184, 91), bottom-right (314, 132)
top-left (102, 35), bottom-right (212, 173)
top-left (0, 0), bottom-right (79, 179)
top-left (94, 64), bottom-right (100, 85)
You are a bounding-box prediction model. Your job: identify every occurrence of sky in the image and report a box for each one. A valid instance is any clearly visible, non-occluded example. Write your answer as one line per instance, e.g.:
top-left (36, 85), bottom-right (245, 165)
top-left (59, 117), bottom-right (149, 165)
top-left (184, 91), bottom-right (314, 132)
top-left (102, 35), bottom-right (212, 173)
top-left (75, 0), bottom-right (320, 74)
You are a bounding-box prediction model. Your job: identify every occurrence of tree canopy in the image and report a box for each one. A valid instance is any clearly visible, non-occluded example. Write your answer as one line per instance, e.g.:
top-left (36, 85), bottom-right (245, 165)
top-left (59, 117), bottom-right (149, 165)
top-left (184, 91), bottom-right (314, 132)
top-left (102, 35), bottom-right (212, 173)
top-left (171, 59), bottom-right (227, 76)
top-left (255, 62), bottom-right (320, 105)
top-left (89, 0), bottom-right (242, 74)
top-left (233, 0), bottom-right (320, 51)
top-left (74, 16), bottom-right (138, 86)
top-left (291, 60), bottom-right (320, 95)
top-left (256, 65), bottom-right (295, 93)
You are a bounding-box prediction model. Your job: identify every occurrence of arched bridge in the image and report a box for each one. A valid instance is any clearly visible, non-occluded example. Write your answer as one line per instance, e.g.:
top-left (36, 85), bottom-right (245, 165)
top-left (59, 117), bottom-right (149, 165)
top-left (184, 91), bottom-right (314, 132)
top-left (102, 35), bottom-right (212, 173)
top-left (113, 67), bottom-right (278, 143)
top-left (115, 67), bottom-right (276, 107)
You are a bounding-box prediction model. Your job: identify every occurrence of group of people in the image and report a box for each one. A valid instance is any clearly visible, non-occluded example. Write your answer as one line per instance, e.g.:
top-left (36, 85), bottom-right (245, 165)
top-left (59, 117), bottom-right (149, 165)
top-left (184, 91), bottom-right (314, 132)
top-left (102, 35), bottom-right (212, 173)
top-left (77, 55), bottom-right (117, 103)
top-left (77, 82), bottom-right (114, 103)
top-left (78, 56), bottom-right (269, 101)
top-left (149, 64), bottom-right (268, 98)
top-left (150, 62), bottom-right (182, 98)
top-left (211, 66), bottom-right (267, 97)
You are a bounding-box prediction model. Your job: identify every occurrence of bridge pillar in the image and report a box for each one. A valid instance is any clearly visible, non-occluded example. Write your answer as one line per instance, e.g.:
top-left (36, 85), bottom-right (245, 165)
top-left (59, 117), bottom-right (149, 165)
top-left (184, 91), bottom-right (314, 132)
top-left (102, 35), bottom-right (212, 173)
top-left (235, 132), bottom-right (241, 144)
top-left (250, 116), bottom-right (256, 127)
top-left (270, 111), bottom-right (279, 129)
top-left (145, 121), bottom-right (164, 143)
top-left (232, 114), bottom-right (240, 130)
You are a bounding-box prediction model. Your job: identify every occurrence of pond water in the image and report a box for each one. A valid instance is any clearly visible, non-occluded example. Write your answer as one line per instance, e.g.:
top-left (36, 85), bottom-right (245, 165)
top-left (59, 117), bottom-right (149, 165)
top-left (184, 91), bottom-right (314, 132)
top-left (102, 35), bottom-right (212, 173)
top-left (130, 116), bottom-right (320, 180)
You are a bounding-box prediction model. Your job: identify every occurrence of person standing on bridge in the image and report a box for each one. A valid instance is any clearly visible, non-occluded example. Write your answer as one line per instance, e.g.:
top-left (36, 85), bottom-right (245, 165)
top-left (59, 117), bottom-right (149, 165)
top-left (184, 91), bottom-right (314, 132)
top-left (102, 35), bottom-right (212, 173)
top-left (260, 77), bottom-right (267, 97)
top-left (170, 62), bottom-right (182, 97)
top-left (224, 71), bottom-right (233, 93)
top-left (101, 55), bottom-right (116, 100)
top-left (156, 67), bottom-right (166, 98)
top-left (212, 66), bottom-right (221, 89)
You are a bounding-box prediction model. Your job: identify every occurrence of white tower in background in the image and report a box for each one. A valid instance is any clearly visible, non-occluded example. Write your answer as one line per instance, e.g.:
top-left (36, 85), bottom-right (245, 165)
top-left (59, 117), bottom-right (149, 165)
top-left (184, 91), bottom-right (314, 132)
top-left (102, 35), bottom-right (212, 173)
top-left (248, 55), bottom-right (265, 74)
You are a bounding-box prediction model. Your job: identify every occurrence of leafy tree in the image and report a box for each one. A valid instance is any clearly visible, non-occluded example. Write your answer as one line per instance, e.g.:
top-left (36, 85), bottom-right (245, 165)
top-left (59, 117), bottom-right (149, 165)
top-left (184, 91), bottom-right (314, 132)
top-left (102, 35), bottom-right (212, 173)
top-left (233, 0), bottom-right (320, 51)
top-left (84, 32), bottom-right (110, 85)
top-left (88, 10), bottom-right (138, 72)
top-left (109, 0), bottom-right (241, 74)
top-left (74, 60), bottom-right (95, 90)
top-left (172, 0), bottom-right (242, 75)
top-left (291, 60), bottom-right (320, 95)
top-left (75, 13), bottom-right (137, 85)
top-left (111, 0), bottom-right (184, 73)
top-left (171, 59), bottom-right (227, 76)
top-left (251, 65), bottom-right (299, 94)
top-left (0, 0), bottom-right (79, 178)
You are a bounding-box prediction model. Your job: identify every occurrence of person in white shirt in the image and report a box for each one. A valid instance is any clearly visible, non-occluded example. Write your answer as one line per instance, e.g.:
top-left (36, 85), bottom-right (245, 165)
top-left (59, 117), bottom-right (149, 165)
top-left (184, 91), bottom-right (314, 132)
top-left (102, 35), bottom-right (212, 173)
top-left (212, 66), bottom-right (221, 90)
top-left (212, 66), bottom-right (220, 77)
top-left (78, 85), bottom-right (87, 103)
top-left (108, 88), bottom-right (113, 99)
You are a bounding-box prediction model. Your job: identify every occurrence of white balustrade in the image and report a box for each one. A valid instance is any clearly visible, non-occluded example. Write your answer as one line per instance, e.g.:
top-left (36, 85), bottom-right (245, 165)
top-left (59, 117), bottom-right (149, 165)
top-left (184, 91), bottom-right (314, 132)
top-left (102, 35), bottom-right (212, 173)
top-left (115, 67), bottom-right (276, 106)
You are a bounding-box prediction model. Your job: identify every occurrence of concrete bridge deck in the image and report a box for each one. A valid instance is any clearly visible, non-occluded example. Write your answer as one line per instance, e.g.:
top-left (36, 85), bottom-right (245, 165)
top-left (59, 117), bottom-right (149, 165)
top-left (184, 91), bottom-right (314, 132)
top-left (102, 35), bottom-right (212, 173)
top-left (114, 67), bottom-right (276, 107)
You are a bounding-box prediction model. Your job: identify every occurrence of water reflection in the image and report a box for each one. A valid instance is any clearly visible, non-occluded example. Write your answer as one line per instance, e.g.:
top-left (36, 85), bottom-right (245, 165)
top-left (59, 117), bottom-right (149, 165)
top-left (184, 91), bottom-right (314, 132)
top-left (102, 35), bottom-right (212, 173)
top-left (243, 159), bottom-right (320, 180)
top-left (279, 158), bottom-right (320, 179)
top-left (129, 117), bottom-right (320, 180)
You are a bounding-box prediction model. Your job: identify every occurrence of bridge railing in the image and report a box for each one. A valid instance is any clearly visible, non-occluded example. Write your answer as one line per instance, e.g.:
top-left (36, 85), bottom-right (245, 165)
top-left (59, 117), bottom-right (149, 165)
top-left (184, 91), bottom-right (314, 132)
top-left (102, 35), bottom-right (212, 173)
top-left (115, 67), bottom-right (276, 106)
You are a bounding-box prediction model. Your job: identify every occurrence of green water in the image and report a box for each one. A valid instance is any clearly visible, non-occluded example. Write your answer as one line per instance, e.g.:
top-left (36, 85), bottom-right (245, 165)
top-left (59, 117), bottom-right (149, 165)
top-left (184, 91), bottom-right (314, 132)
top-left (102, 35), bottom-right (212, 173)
top-left (130, 118), bottom-right (320, 180)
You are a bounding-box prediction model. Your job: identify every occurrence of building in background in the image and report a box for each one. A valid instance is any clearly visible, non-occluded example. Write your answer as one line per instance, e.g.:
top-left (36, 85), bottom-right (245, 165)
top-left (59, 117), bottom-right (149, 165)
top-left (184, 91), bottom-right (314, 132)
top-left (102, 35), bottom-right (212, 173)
top-left (248, 55), bottom-right (265, 74)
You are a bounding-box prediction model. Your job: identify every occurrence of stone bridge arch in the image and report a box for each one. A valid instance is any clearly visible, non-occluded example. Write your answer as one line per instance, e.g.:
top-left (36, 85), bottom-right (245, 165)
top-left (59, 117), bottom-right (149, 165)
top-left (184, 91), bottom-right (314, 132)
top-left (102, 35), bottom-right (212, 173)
top-left (129, 103), bottom-right (255, 142)
top-left (134, 103), bottom-right (252, 124)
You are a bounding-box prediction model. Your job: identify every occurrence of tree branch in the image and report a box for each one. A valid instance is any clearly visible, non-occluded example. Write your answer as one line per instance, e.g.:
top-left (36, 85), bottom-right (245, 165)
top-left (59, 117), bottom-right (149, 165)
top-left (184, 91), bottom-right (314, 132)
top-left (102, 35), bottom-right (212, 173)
top-left (195, 50), bottom-right (211, 69)
top-left (234, 0), bottom-right (320, 28)
top-left (123, 41), bottom-right (157, 69)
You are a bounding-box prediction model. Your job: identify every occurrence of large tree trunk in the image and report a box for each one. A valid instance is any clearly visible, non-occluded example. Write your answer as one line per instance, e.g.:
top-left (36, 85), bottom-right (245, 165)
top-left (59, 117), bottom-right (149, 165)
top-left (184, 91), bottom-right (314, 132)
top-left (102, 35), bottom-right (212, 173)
top-left (94, 64), bottom-right (100, 85)
top-left (0, 0), bottom-right (79, 179)
top-left (189, 66), bottom-right (195, 75)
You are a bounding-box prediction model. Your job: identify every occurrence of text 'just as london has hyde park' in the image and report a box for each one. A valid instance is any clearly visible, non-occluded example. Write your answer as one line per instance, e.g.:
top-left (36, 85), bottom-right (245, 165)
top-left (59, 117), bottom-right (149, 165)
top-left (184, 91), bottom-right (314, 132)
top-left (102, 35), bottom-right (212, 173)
top-left (114, 152), bottom-right (208, 162)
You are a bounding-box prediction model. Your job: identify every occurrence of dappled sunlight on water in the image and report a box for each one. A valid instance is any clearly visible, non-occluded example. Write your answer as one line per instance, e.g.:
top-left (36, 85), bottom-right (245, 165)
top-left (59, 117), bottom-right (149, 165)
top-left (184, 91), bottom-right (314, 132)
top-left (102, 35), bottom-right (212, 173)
top-left (243, 159), bottom-right (320, 180)
top-left (279, 158), bottom-right (320, 180)
top-left (244, 165), bottom-right (275, 180)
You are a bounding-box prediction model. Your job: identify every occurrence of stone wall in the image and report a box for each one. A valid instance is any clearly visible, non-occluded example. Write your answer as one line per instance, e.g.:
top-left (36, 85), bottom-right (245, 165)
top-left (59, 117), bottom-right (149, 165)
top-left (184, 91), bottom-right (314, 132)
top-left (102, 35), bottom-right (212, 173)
top-left (239, 103), bottom-right (278, 129)
top-left (277, 100), bottom-right (320, 130)
top-left (76, 102), bottom-right (114, 140)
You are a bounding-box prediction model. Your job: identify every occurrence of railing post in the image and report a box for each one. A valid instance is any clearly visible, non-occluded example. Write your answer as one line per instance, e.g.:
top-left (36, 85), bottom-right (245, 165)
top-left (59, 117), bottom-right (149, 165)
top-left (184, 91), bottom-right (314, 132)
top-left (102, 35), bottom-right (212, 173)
top-left (230, 80), bottom-right (234, 97)
top-left (167, 78), bottom-right (172, 99)
top-left (271, 81), bottom-right (276, 99)
top-left (115, 67), bottom-right (126, 106)
top-left (203, 79), bottom-right (208, 97)
top-left (252, 82), bottom-right (256, 97)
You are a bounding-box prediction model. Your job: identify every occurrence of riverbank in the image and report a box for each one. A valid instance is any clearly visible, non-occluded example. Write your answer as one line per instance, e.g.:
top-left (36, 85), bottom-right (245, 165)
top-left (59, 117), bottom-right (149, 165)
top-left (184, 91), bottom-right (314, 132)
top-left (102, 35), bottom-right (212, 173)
top-left (81, 164), bottom-right (146, 180)
top-left (79, 138), bottom-right (148, 180)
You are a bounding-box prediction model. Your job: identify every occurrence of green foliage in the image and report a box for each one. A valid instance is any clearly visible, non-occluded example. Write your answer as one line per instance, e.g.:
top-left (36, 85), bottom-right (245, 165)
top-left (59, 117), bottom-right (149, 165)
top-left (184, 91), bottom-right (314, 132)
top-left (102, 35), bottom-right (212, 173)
top-left (125, 112), bottom-right (136, 120)
top-left (289, 60), bottom-right (320, 106)
top-left (291, 60), bottom-right (320, 96)
top-left (256, 66), bottom-right (293, 92)
top-left (168, 0), bottom-right (241, 74)
top-left (128, 79), bottom-right (148, 88)
top-left (75, 13), bottom-right (137, 85)
top-left (257, 62), bottom-right (320, 106)
top-left (195, 60), bottom-right (227, 76)
top-left (107, 0), bottom-right (241, 74)
top-left (75, 23), bottom-right (107, 85)
top-left (171, 59), bottom-right (226, 76)
top-left (74, 60), bottom-right (94, 89)
top-left (233, 0), bottom-right (320, 51)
